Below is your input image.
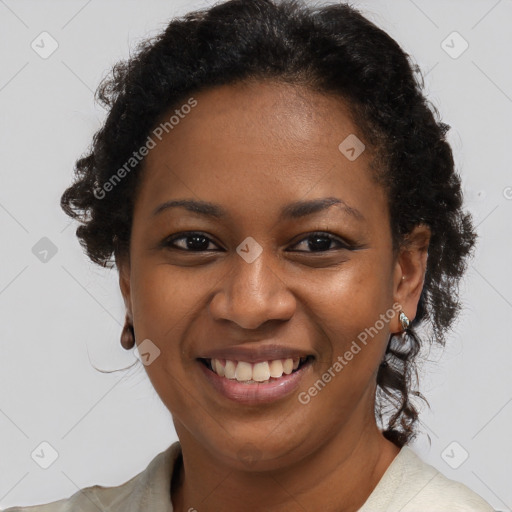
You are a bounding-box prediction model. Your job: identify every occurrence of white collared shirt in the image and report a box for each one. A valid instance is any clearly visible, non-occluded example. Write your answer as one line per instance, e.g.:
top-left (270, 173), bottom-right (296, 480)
top-left (2, 441), bottom-right (495, 511)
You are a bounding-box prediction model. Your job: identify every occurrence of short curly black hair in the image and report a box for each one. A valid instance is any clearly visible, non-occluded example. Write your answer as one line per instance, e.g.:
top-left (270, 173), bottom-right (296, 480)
top-left (61, 0), bottom-right (478, 447)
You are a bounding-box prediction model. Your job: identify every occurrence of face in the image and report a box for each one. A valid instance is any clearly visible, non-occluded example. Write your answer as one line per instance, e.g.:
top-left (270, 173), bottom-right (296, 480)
top-left (118, 80), bottom-right (426, 471)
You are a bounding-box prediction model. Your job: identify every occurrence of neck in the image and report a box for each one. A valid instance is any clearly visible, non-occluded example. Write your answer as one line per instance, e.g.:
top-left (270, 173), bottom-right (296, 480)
top-left (171, 414), bottom-right (401, 512)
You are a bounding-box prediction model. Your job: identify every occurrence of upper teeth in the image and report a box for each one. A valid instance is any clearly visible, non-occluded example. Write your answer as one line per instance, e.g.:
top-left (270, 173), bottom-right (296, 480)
top-left (210, 357), bottom-right (305, 382)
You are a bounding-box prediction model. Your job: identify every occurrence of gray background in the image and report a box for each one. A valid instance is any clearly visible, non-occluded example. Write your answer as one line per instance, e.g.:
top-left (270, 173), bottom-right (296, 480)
top-left (0, 0), bottom-right (510, 509)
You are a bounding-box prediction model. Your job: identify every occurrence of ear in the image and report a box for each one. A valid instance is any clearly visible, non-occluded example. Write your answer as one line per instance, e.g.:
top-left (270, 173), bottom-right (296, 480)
top-left (391, 223), bottom-right (431, 333)
top-left (115, 249), bottom-right (133, 322)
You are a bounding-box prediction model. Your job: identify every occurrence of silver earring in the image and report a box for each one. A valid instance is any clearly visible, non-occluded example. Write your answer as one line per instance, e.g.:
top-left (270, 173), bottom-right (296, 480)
top-left (398, 309), bottom-right (410, 344)
top-left (399, 310), bottom-right (410, 330)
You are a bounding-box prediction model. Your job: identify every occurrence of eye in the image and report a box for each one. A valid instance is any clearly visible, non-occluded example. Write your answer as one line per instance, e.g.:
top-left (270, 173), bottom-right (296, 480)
top-left (163, 231), bottom-right (222, 252)
top-left (161, 231), bottom-right (354, 253)
top-left (289, 232), bottom-right (351, 253)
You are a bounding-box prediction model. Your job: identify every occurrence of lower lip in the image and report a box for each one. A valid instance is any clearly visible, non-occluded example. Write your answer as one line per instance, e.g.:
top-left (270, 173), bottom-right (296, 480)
top-left (197, 359), bottom-right (312, 405)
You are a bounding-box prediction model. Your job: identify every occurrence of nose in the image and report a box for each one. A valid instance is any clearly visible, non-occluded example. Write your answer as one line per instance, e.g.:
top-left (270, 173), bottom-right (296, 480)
top-left (209, 248), bottom-right (296, 330)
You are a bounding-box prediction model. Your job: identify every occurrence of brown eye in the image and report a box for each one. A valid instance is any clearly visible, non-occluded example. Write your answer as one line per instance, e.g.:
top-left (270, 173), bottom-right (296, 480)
top-left (290, 232), bottom-right (351, 253)
top-left (163, 232), bottom-right (221, 252)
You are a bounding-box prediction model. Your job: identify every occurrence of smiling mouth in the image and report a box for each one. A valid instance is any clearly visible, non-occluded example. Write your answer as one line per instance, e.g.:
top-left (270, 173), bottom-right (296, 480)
top-left (198, 356), bottom-right (314, 384)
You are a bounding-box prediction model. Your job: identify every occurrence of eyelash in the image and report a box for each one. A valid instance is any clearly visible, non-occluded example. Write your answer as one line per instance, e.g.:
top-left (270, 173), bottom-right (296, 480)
top-left (162, 231), bottom-right (353, 253)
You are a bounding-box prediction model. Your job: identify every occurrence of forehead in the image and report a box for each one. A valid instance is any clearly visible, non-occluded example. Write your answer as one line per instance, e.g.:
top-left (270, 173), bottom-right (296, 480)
top-left (151, 80), bottom-right (361, 154)
top-left (134, 80), bottom-right (386, 226)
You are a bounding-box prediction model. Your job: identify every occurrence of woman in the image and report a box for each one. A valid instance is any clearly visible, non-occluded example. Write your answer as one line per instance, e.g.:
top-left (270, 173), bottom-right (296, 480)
top-left (4, 0), bottom-right (495, 510)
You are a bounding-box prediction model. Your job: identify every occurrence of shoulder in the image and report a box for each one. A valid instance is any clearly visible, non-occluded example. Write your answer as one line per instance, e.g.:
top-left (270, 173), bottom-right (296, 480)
top-left (359, 445), bottom-right (495, 512)
top-left (400, 447), bottom-right (494, 511)
top-left (1, 441), bottom-right (181, 512)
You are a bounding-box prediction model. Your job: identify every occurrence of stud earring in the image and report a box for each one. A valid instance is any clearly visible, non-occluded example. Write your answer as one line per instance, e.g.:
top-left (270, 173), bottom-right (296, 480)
top-left (120, 314), bottom-right (135, 350)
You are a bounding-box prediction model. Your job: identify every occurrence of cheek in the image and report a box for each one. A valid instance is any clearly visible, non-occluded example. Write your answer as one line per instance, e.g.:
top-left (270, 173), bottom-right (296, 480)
top-left (128, 264), bottom-right (204, 415)
top-left (128, 263), bottom-right (207, 400)
top-left (302, 260), bottom-right (393, 387)
top-left (131, 262), bottom-right (207, 337)
top-left (304, 259), bottom-right (391, 334)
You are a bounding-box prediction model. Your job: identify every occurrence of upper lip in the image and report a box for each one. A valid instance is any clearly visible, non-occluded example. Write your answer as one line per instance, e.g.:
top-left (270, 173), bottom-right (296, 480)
top-left (197, 343), bottom-right (314, 364)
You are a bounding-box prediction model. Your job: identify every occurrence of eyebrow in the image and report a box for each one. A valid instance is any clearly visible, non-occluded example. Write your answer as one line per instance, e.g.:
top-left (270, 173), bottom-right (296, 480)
top-left (151, 197), bottom-right (365, 222)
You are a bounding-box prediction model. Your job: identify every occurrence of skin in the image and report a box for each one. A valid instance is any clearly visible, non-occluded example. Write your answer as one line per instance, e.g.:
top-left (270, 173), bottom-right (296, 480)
top-left (117, 80), bottom-right (431, 512)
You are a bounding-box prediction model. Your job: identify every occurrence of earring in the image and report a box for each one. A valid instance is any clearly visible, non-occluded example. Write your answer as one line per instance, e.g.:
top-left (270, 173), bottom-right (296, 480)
top-left (398, 308), bottom-right (410, 344)
top-left (399, 310), bottom-right (410, 331)
top-left (120, 314), bottom-right (135, 350)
